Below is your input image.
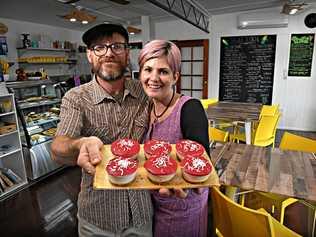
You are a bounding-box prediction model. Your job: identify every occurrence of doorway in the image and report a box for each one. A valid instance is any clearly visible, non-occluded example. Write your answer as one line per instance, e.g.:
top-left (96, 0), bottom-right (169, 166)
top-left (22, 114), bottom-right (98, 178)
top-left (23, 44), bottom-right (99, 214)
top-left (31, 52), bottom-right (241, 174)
top-left (174, 39), bottom-right (209, 99)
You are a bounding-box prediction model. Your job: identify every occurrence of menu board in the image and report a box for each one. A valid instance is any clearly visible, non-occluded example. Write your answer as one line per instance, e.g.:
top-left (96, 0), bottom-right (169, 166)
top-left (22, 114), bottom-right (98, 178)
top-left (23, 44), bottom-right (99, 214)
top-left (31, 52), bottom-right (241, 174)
top-left (288, 34), bottom-right (315, 77)
top-left (219, 35), bottom-right (276, 105)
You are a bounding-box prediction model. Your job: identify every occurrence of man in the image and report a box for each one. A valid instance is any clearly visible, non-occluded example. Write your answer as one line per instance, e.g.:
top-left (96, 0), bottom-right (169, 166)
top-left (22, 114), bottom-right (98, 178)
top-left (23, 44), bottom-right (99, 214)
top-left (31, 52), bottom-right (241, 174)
top-left (51, 24), bottom-right (153, 237)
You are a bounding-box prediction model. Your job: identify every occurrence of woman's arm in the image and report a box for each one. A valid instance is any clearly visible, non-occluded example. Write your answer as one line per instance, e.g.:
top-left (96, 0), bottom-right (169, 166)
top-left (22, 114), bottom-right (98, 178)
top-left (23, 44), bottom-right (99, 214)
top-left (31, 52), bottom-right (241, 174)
top-left (180, 99), bottom-right (210, 155)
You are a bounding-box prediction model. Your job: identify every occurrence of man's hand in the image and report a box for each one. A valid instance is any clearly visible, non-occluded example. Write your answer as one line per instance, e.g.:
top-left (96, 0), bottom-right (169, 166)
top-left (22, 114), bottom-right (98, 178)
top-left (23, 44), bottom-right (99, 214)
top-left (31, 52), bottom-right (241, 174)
top-left (76, 136), bottom-right (104, 175)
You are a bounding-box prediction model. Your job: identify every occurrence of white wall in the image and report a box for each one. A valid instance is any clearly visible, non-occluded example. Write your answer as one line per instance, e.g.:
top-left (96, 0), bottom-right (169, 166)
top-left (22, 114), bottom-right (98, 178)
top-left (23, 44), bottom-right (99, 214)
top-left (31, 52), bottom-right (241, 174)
top-left (0, 17), bottom-right (142, 78)
top-left (154, 7), bottom-right (316, 131)
top-left (0, 17), bottom-right (88, 77)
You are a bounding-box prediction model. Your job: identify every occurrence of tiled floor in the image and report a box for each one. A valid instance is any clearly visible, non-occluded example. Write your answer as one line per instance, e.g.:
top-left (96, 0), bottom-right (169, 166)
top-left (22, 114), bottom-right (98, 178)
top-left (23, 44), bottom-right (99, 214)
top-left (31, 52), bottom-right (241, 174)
top-left (0, 129), bottom-right (315, 237)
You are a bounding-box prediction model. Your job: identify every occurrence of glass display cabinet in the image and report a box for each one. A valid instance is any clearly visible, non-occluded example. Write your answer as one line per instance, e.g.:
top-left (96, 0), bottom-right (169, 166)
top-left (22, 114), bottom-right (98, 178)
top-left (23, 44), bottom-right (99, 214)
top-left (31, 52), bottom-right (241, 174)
top-left (5, 78), bottom-right (69, 180)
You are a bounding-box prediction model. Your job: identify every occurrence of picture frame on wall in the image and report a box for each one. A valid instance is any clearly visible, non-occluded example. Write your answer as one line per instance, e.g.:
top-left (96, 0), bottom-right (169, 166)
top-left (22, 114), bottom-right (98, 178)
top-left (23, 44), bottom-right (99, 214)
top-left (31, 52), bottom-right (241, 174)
top-left (288, 33), bottom-right (315, 77)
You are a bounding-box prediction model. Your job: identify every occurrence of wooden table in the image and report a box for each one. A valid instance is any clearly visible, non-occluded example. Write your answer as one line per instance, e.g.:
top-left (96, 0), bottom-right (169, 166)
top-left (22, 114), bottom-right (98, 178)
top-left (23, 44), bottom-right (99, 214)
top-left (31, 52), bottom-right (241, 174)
top-left (211, 142), bottom-right (316, 202)
top-left (206, 102), bottom-right (262, 144)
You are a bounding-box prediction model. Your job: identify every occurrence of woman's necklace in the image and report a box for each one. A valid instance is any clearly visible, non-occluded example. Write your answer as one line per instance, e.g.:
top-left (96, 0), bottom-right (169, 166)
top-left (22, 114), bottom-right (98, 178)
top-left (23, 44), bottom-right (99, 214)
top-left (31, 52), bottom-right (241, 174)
top-left (153, 89), bottom-right (175, 122)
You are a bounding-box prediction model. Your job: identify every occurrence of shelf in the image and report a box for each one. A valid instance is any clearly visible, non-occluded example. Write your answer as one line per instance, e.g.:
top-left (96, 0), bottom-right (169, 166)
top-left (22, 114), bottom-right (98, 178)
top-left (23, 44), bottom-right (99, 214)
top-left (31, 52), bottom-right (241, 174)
top-left (31, 136), bottom-right (53, 146)
top-left (0, 93), bottom-right (28, 199)
top-left (17, 47), bottom-right (72, 52)
top-left (0, 94), bottom-right (12, 99)
top-left (0, 111), bottom-right (15, 117)
top-left (6, 77), bottom-right (69, 88)
top-left (0, 180), bottom-right (28, 200)
top-left (0, 148), bottom-right (21, 159)
top-left (18, 61), bottom-right (76, 65)
top-left (19, 99), bottom-right (61, 109)
top-left (27, 117), bottom-right (59, 127)
top-left (0, 130), bottom-right (18, 138)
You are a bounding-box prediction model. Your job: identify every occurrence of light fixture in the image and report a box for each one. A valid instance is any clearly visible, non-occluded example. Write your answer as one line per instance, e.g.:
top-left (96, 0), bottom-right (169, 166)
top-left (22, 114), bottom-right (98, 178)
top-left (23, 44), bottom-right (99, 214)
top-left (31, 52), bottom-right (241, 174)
top-left (281, 2), bottom-right (307, 15)
top-left (62, 9), bottom-right (96, 24)
top-left (241, 21), bottom-right (248, 27)
top-left (289, 8), bottom-right (298, 15)
top-left (126, 26), bottom-right (141, 35)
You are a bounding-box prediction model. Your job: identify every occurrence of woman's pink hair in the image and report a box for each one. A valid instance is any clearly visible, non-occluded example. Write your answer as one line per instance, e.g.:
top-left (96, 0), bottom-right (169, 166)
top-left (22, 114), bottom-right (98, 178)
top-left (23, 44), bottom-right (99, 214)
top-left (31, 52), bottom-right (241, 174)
top-left (138, 40), bottom-right (181, 74)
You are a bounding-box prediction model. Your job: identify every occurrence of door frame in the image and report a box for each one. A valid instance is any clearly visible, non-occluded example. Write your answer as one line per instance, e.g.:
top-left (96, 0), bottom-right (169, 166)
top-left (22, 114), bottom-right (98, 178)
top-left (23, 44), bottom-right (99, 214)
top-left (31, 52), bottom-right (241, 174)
top-left (173, 39), bottom-right (209, 98)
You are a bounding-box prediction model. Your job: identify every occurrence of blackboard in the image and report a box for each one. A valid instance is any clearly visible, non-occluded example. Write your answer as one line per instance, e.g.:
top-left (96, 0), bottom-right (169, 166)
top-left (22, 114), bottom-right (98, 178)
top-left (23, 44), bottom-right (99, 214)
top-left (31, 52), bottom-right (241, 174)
top-left (288, 34), bottom-right (315, 77)
top-left (219, 35), bottom-right (276, 105)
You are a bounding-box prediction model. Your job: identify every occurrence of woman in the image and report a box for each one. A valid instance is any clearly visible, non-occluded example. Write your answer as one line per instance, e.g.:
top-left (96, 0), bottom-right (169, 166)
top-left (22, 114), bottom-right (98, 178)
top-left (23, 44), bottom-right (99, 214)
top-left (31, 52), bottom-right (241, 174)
top-left (138, 40), bottom-right (210, 237)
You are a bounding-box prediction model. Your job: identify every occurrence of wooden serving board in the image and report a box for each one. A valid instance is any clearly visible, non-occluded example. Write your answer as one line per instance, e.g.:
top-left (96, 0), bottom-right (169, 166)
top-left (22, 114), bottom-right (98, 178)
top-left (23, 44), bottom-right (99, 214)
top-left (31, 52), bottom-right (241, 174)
top-left (94, 144), bottom-right (220, 190)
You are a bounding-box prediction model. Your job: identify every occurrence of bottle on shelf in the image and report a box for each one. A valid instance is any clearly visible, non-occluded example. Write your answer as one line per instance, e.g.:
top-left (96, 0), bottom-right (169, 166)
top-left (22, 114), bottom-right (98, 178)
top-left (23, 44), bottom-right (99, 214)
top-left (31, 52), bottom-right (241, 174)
top-left (21, 33), bottom-right (31, 48)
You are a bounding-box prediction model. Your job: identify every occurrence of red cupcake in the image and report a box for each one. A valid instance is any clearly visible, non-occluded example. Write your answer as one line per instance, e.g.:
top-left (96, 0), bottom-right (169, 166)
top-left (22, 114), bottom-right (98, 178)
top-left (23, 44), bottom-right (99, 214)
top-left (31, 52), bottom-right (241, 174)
top-left (106, 157), bottom-right (138, 185)
top-left (144, 153), bottom-right (177, 183)
top-left (144, 139), bottom-right (172, 159)
top-left (176, 139), bottom-right (205, 160)
top-left (180, 155), bottom-right (212, 183)
top-left (111, 138), bottom-right (140, 159)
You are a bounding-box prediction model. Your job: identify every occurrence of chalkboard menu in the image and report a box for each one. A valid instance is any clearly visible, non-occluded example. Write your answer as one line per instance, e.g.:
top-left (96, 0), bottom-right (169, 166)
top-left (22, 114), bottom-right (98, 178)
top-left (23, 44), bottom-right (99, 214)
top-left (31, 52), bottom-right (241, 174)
top-left (219, 35), bottom-right (276, 105)
top-left (288, 34), bottom-right (315, 77)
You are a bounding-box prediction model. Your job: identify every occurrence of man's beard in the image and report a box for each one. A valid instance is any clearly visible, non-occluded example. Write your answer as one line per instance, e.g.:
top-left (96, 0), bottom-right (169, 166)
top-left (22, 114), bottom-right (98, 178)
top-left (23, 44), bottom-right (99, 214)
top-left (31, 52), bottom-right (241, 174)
top-left (93, 63), bottom-right (127, 82)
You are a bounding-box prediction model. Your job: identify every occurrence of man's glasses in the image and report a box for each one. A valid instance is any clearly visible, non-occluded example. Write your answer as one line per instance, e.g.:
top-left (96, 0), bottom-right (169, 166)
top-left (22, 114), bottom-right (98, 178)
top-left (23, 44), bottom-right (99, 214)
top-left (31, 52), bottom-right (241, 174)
top-left (90, 43), bottom-right (128, 56)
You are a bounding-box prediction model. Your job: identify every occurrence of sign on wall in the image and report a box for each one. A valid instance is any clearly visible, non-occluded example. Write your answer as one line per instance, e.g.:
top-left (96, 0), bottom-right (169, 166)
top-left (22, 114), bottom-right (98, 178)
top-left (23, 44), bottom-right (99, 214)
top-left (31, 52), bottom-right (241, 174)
top-left (288, 34), bottom-right (315, 77)
top-left (219, 35), bottom-right (276, 105)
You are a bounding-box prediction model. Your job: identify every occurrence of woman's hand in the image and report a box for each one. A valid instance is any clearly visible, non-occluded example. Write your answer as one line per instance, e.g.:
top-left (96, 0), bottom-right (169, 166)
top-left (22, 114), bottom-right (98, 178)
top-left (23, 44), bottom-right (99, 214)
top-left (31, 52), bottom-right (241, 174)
top-left (76, 136), bottom-right (104, 175)
top-left (158, 188), bottom-right (188, 199)
top-left (158, 187), bottom-right (204, 198)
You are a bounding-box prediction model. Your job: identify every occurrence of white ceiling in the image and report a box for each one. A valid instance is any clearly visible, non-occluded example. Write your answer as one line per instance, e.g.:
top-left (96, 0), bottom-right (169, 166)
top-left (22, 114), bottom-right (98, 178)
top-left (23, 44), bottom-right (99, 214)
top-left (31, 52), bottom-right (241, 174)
top-left (0, 0), bottom-right (313, 31)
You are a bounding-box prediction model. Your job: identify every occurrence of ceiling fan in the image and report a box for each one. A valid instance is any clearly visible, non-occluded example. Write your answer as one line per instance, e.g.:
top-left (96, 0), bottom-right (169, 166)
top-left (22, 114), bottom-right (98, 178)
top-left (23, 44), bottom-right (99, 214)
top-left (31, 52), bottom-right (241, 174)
top-left (281, 0), bottom-right (308, 15)
top-left (58, 6), bottom-right (97, 24)
top-left (62, 9), bottom-right (97, 24)
top-left (56, 0), bottom-right (140, 33)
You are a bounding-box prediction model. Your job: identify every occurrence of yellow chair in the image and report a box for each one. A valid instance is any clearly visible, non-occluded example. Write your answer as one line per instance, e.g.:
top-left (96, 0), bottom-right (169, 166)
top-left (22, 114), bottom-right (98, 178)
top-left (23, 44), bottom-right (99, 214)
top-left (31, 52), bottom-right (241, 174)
top-left (253, 113), bottom-right (280, 147)
top-left (211, 187), bottom-right (302, 237)
top-left (242, 191), bottom-right (299, 224)
top-left (260, 104), bottom-right (280, 118)
top-left (200, 98), bottom-right (218, 110)
top-left (231, 113), bottom-right (280, 147)
top-left (280, 132), bottom-right (316, 153)
top-left (209, 127), bottom-right (229, 149)
top-left (230, 104), bottom-right (280, 144)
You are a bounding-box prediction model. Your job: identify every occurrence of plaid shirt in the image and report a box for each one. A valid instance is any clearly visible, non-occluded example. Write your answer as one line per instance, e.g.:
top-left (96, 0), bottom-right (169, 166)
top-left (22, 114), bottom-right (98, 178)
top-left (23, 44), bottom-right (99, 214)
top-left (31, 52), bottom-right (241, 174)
top-left (56, 77), bottom-right (153, 232)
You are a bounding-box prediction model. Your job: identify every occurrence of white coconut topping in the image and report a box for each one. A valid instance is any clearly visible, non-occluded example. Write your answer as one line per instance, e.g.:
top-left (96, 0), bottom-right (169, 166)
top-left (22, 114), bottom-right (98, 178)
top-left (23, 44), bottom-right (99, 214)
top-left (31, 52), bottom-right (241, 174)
top-left (117, 159), bottom-right (131, 169)
top-left (153, 156), bottom-right (169, 168)
top-left (151, 142), bottom-right (168, 151)
top-left (110, 158), bottom-right (135, 176)
top-left (192, 158), bottom-right (206, 169)
top-left (183, 140), bottom-right (199, 152)
top-left (118, 139), bottom-right (134, 150)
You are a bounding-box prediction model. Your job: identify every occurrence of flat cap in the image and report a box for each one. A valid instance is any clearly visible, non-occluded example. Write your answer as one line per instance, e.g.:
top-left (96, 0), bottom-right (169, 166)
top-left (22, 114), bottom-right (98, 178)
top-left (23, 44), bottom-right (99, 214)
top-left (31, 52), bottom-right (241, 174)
top-left (82, 23), bottom-right (129, 47)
